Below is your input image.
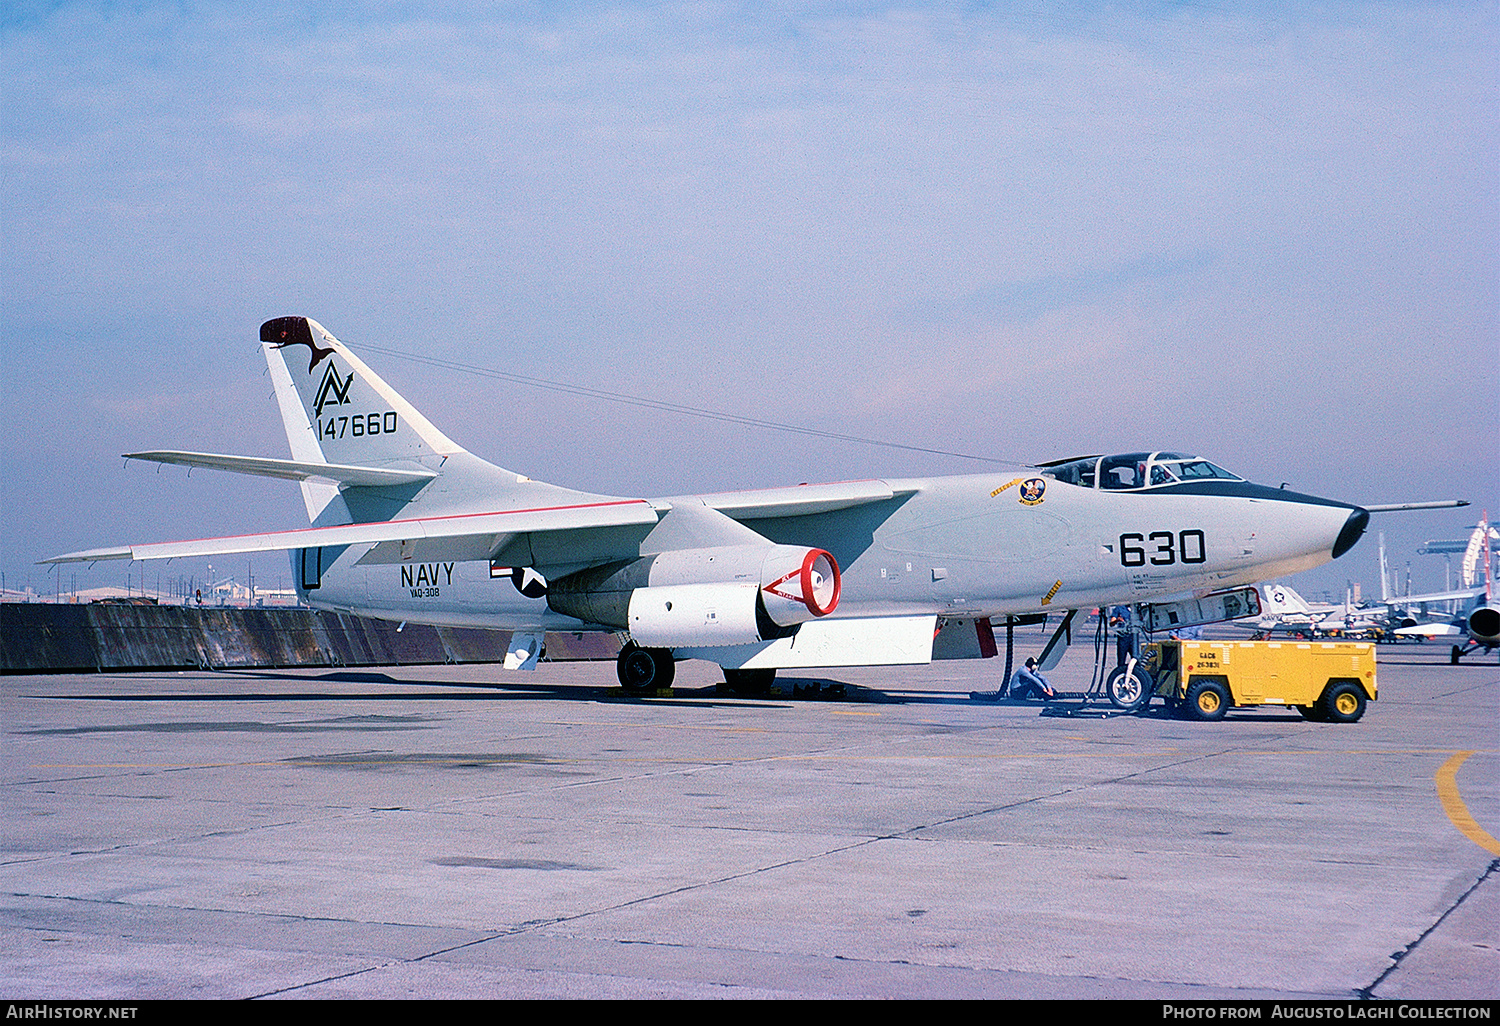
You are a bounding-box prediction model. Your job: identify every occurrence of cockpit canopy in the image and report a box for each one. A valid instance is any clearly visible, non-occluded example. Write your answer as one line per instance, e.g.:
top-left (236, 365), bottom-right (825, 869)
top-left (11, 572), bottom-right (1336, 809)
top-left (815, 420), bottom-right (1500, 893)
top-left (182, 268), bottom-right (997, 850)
top-left (1039, 452), bottom-right (1244, 491)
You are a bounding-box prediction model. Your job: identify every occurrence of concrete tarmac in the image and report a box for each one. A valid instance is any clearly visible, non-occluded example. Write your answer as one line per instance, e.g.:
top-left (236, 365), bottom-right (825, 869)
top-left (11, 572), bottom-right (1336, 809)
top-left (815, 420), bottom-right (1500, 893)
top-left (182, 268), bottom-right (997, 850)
top-left (2, 640), bottom-right (1496, 1000)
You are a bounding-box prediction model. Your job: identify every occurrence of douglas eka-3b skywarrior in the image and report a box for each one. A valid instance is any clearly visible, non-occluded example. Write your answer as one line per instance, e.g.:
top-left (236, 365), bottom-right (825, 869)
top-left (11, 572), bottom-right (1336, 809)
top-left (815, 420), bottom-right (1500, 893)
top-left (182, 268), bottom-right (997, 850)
top-left (46, 317), bottom-right (1455, 690)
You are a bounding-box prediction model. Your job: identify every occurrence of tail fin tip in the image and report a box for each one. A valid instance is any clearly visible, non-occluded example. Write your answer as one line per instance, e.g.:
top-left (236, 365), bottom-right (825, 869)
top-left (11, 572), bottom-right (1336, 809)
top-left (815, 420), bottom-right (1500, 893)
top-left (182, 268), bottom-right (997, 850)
top-left (260, 316), bottom-right (338, 375)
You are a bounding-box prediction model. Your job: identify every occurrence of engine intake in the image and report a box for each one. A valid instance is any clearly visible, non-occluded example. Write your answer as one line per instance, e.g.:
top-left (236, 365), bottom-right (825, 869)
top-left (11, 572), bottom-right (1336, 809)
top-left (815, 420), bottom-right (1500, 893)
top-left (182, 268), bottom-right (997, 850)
top-left (760, 547), bottom-right (841, 626)
top-left (1469, 605), bottom-right (1500, 644)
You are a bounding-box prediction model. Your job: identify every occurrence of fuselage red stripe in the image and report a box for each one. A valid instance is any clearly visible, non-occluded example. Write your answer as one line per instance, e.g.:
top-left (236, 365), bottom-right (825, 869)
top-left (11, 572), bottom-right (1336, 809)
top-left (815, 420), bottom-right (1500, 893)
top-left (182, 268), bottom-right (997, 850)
top-left (133, 499), bottom-right (652, 548)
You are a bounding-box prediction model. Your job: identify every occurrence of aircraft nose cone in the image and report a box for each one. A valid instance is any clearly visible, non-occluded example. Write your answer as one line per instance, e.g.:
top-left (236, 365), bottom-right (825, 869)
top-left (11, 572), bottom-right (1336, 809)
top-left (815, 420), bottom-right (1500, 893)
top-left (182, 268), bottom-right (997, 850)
top-left (1332, 507), bottom-right (1369, 560)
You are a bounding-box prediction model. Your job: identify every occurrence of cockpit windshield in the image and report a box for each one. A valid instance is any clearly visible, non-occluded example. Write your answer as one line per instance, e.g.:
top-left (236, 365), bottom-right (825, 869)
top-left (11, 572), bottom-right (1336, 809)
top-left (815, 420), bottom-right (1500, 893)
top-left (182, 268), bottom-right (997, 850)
top-left (1039, 451), bottom-right (1243, 492)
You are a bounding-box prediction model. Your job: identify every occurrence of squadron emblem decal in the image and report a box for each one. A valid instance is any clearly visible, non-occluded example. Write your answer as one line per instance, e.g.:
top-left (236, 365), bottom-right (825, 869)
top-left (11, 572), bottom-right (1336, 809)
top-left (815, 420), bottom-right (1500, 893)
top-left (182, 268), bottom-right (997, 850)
top-left (313, 361), bottom-right (354, 416)
top-left (1018, 478), bottom-right (1047, 505)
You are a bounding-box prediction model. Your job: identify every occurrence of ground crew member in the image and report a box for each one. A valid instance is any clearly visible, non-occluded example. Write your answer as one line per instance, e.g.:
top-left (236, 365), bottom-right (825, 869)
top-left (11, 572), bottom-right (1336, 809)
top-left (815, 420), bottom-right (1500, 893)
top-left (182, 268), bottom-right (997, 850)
top-left (1009, 657), bottom-right (1056, 701)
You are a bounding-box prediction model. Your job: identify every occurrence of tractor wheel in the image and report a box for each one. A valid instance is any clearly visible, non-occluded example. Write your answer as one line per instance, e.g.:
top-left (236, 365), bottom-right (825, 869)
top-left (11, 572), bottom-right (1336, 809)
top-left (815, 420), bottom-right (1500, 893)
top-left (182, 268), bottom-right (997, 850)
top-left (1319, 680), bottom-right (1366, 724)
top-left (1185, 678), bottom-right (1230, 722)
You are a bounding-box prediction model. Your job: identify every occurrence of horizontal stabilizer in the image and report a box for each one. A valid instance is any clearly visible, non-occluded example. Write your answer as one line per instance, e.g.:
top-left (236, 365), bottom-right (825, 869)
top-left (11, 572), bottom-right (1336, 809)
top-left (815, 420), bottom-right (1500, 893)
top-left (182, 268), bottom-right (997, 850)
top-left (42, 499), bottom-right (660, 565)
top-left (125, 451), bottom-right (438, 487)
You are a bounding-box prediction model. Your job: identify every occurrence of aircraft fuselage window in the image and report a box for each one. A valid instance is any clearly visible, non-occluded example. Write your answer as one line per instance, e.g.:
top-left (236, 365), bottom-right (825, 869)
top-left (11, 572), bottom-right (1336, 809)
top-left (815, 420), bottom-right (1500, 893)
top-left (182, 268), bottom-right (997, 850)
top-left (1171, 459), bottom-right (1237, 480)
top-left (1042, 459), bottom-right (1097, 488)
top-left (1100, 453), bottom-right (1151, 490)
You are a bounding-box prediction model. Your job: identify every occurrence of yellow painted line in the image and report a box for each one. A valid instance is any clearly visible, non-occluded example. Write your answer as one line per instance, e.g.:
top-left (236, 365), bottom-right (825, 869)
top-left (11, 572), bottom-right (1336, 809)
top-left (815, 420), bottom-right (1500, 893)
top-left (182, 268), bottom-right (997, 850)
top-left (1435, 751), bottom-right (1500, 856)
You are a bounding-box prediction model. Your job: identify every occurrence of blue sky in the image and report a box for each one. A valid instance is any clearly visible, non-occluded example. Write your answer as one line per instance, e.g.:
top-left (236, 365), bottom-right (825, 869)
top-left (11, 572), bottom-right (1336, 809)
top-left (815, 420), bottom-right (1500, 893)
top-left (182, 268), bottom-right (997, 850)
top-left (2, 1), bottom-right (1496, 602)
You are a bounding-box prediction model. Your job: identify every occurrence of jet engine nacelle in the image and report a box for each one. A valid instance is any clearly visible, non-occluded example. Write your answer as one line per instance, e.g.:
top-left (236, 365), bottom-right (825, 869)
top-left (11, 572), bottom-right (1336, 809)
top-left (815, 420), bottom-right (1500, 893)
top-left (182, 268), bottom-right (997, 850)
top-left (1468, 605), bottom-right (1500, 644)
top-left (547, 544), bottom-right (840, 646)
top-left (627, 582), bottom-right (764, 647)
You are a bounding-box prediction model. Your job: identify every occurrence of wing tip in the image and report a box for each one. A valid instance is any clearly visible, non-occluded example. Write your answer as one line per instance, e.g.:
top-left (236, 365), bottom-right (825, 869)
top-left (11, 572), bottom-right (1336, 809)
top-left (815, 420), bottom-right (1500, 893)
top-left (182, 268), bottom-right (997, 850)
top-left (39, 546), bottom-right (134, 565)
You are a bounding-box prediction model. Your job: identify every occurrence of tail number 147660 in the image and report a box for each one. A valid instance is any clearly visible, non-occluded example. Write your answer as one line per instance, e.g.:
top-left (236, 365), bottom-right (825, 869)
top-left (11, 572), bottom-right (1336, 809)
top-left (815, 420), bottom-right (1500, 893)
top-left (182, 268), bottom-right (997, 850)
top-left (320, 412), bottom-right (398, 440)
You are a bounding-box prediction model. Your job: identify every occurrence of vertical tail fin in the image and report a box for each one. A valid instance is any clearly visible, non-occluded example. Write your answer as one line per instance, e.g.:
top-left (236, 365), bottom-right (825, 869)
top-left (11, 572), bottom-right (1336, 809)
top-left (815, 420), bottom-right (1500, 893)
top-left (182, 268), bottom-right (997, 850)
top-left (261, 316), bottom-right (471, 466)
top-left (260, 316), bottom-right (523, 527)
top-left (1258, 584), bottom-right (1314, 620)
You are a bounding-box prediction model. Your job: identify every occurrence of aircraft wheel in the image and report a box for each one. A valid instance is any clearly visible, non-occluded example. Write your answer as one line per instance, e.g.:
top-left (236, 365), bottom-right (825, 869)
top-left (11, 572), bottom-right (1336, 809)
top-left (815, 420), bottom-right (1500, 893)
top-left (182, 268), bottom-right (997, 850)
top-left (1105, 665), bottom-right (1153, 711)
top-left (1451, 645), bottom-right (1462, 665)
top-left (723, 668), bottom-right (775, 696)
top-left (1185, 679), bottom-right (1230, 722)
top-left (617, 644), bottom-right (675, 693)
top-left (1319, 681), bottom-right (1366, 724)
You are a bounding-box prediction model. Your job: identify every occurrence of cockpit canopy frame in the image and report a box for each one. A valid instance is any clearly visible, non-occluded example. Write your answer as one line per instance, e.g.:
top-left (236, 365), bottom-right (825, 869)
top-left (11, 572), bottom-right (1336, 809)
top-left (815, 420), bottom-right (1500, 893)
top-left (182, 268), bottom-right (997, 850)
top-left (1037, 452), bottom-right (1244, 492)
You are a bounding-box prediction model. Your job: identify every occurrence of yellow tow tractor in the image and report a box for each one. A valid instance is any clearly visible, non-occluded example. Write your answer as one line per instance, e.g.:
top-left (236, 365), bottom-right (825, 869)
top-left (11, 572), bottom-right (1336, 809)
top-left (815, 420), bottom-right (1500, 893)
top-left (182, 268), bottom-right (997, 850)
top-left (1136, 639), bottom-right (1377, 722)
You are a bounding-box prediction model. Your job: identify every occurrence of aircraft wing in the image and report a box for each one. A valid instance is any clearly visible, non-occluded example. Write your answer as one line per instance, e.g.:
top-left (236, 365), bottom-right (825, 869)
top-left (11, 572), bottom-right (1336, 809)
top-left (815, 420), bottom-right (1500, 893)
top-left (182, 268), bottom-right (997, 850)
top-left (1386, 587), bottom-right (1484, 608)
top-left (42, 499), bottom-right (662, 565)
top-left (42, 472), bottom-right (918, 569)
top-left (698, 480), bottom-right (917, 520)
top-left (125, 450), bottom-right (438, 487)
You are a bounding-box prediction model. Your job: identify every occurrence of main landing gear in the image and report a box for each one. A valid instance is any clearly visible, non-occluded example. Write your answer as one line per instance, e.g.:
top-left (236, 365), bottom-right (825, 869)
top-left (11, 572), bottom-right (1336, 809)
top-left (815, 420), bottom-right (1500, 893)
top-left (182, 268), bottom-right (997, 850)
top-left (1448, 643), bottom-right (1500, 665)
top-left (722, 667), bottom-right (776, 697)
top-left (616, 643), bottom-right (675, 693)
top-left (614, 644), bottom-right (781, 697)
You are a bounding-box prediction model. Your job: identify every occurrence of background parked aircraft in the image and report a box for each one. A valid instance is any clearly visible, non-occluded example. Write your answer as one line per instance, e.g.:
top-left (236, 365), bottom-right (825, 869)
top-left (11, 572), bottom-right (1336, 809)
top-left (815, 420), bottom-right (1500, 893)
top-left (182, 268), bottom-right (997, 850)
top-left (1386, 519), bottom-right (1498, 662)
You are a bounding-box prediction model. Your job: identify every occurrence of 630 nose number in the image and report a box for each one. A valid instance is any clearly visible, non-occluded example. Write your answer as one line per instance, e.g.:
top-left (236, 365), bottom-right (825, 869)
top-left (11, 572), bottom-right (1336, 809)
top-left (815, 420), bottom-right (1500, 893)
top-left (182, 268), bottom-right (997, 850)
top-left (1120, 530), bottom-right (1206, 567)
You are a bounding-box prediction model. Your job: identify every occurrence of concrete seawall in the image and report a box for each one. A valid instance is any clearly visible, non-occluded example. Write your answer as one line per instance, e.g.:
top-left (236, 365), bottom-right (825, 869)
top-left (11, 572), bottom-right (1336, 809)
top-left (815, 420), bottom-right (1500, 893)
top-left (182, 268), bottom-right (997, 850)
top-left (0, 602), bottom-right (618, 673)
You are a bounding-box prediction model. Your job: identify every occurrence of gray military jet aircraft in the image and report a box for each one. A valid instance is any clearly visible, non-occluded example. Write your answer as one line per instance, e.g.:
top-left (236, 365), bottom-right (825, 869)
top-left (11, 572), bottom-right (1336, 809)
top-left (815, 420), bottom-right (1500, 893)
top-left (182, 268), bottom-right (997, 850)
top-left (46, 317), bottom-right (1394, 690)
top-left (1385, 519), bottom-right (1499, 663)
